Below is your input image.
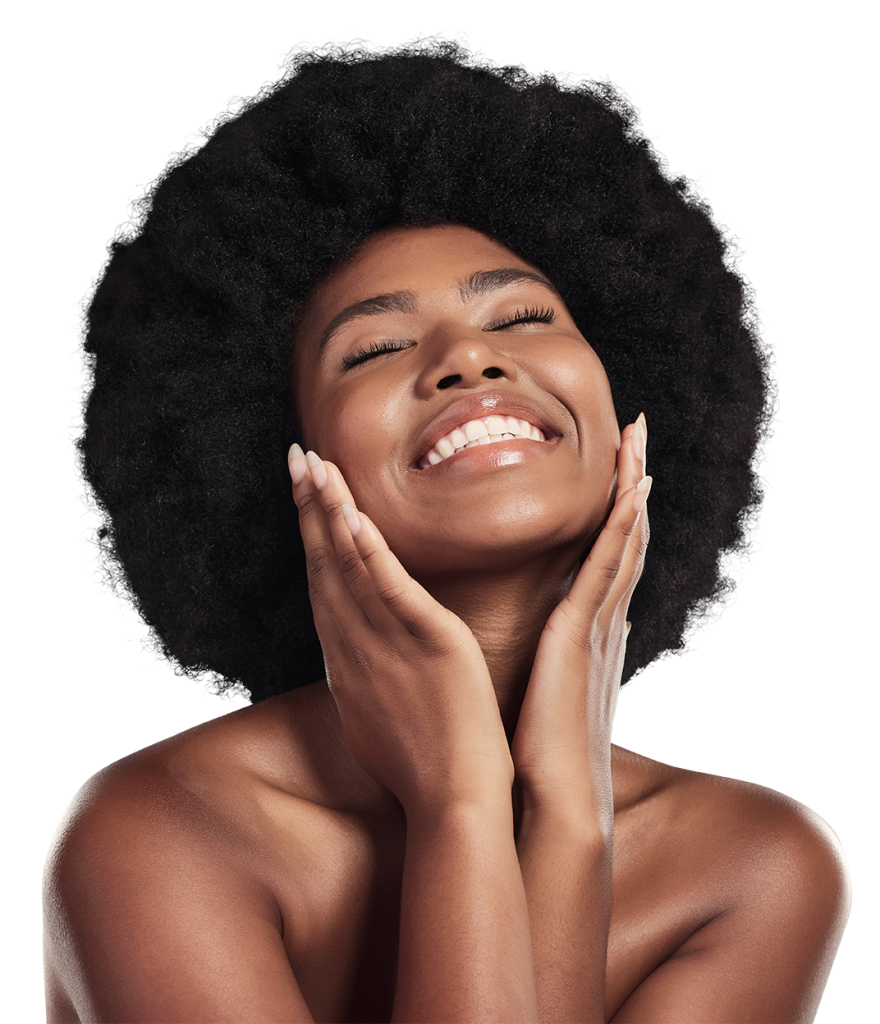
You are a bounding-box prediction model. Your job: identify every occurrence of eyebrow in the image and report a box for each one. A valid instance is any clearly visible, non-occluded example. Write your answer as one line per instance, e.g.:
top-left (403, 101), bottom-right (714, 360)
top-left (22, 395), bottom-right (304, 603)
top-left (318, 267), bottom-right (560, 354)
top-left (458, 268), bottom-right (560, 302)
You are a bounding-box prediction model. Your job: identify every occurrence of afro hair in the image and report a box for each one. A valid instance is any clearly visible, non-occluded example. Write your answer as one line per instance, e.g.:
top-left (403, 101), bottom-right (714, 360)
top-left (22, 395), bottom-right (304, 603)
top-left (79, 42), bottom-right (773, 703)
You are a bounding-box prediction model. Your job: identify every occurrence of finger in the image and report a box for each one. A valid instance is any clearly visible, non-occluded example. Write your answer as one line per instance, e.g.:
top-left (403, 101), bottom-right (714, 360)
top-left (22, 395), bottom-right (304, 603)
top-left (292, 449), bottom-right (460, 659)
top-left (606, 468), bottom-right (651, 602)
top-left (287, 444), bottom-right (366, 634)
top-left (617, 412), bottom-right (647, 496)
top-left (604, 474), bottom-right (651, 616)
top-left (302, 451), bottom-right (453, 644)
top-left (602, 413), bottom-right (649, 609)
top-left (339, 502), bottom-right (458, 646)
top-left (310, 459), bottom-right (405, 633)
top-left (565, 474), bottom-right (652, 624)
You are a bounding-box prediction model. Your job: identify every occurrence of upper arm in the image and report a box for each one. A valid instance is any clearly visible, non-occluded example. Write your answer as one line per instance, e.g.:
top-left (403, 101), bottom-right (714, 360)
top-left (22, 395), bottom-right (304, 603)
top-left (611, 794), bottom-right (850, 1024)
top-left (44, 770), bottom-right (315, 1024)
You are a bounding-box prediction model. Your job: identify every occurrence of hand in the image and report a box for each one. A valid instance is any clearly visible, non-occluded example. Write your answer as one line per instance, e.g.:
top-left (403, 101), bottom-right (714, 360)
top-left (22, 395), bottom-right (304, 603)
top-left (511, 414), bottom-right (650, 820)
top-left (288, 445), bottom-right (514, 817)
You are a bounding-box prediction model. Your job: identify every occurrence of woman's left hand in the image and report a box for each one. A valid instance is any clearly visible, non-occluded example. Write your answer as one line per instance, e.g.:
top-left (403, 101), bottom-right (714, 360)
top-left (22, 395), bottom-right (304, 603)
top-left (510, 414), bottom-right (650, 823)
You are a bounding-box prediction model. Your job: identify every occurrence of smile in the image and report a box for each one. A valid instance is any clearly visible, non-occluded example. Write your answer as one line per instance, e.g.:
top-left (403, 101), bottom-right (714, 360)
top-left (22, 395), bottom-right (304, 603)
top-left (416, 415), bottom-right (546, 470)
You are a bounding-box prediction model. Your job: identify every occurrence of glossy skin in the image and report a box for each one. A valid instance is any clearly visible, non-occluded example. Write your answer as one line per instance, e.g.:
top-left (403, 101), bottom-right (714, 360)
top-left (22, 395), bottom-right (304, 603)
top-left (44, 226), bottom-right (850, 1023)
top-left (292, 226), bottom-right (624, 752)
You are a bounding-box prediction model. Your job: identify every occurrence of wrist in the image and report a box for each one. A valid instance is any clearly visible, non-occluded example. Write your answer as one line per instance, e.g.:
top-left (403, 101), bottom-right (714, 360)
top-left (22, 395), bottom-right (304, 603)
top-left (515, 777), bottom-right (614, 843)
top-left (404, 780), bottom-right (514, 834)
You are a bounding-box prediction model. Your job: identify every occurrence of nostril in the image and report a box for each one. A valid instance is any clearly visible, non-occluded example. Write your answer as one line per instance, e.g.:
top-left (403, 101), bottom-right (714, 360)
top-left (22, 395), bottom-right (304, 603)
top-left (482, 366), bottom-right (503, 379)
top-left (437, 374), bottom-right (460, 390)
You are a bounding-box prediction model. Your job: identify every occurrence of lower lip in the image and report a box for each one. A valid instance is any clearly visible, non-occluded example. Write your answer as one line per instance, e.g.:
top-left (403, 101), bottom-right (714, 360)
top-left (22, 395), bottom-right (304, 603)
top-left (411, 436), bottom-right (559, 477)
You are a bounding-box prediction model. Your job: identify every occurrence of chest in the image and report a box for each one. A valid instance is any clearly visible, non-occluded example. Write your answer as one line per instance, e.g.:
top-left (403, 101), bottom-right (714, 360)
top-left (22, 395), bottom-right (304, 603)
top-left (267, 807), bottom-right (714, 1024)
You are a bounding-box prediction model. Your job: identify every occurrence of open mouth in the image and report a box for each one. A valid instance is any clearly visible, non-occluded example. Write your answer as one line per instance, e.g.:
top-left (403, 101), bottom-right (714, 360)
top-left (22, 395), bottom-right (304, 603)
top-left (416, 415), bottom-right (547, 470)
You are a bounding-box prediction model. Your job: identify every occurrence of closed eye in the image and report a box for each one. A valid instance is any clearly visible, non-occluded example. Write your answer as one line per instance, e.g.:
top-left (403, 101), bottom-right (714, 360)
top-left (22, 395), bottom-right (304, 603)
top-left (340, 305), bottom-right (555, 368)
top-left (486, 306), bottom-right (556, 331)
top-left (341, 339), bottom-right (414, 370)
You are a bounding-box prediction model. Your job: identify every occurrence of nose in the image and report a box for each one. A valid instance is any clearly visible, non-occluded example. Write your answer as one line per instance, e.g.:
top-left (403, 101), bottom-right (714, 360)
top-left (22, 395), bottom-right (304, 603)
top-left (414, 330), bottom-right (518, 396)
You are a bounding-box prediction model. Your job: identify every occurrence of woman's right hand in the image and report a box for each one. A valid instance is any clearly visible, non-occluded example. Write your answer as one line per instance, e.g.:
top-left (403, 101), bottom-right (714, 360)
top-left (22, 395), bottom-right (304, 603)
top-left (288, 444), bottom-right (514, 817)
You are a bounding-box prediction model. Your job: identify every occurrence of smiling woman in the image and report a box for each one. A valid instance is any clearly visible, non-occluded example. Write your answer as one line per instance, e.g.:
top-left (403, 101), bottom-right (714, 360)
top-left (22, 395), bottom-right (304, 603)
top-left (45, 43), bottom-right (849, 1023)
top-left (291, 223), bottom-right (626, 789)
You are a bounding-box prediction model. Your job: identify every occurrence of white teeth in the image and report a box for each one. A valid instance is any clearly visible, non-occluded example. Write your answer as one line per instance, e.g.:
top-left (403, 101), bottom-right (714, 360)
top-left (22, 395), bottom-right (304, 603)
top-left (465, 420), bottom-right (489, 441)
top-left (418, 415), bottom-right (549, 469)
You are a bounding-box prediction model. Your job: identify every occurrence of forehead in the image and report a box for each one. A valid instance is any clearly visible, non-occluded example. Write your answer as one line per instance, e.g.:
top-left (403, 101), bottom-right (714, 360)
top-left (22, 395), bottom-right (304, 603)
top-left (303, 224), bottom-right (544, 326)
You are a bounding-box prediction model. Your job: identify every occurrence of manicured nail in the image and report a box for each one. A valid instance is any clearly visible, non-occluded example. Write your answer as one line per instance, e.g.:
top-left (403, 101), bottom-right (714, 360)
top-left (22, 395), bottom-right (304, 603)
top-left (633, 474), bottom-right (652, 512)
top-left (632, 413), bottom-right (647, 462)
top-left (626, 621), bottom-right (632, 636)
top-left (341, 502), bottom-right (361, 536)
top-left (306, 450), bottom-right (328, 489)
top-left (635, 421), bottom-right (647, 458)
top-left (288, 443), bottom-right (307, 484)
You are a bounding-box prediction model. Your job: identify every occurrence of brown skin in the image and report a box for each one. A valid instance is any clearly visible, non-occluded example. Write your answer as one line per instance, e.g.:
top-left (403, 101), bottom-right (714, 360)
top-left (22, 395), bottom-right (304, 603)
top-left (293, 225), bottom-right (623, 751)
top-left (44, 226), bottom-right (850, 1023)
top-left (289, 226), bottom-right (641, 1021)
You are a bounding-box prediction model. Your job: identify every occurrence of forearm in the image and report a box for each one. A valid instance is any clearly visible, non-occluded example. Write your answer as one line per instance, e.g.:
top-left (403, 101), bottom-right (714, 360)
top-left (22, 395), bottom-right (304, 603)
top-left (516, 799), bottom-right (613, 1024)
top-left (393, 796), bottom-right (539, 1024)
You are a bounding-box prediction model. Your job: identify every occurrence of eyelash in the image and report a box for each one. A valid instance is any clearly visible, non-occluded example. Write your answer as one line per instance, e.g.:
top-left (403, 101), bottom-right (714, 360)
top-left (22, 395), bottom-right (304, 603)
top-left (340, 306), bottom-right (556, 369)
top-left (341, 340), bottom-right (413, 370)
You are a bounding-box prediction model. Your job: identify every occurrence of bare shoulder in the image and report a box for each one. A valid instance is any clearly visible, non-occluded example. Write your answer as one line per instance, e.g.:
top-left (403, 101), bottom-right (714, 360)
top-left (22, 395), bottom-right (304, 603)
top-left (616, 743), bottom-right (850, 910)
top-left (44, 690), bottom-right (327, 922)
top-left (684, 770), bottom-right (848, 888)
top-left (695, 763), bottom-right (852, 949)
top-left (43, 693), bottom-right (321, 1023)
top-left (610, 746), bottom-right (851, 1023)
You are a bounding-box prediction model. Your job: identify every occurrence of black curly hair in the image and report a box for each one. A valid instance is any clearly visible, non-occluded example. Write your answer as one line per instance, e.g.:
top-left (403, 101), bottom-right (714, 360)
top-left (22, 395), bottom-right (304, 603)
top-left (79, 42), bottom-right (773, 703)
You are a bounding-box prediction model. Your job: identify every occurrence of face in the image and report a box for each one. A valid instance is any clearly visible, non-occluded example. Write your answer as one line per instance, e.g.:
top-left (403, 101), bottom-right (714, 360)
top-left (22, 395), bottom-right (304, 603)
top-left (293, 224), bottom-right (620, 580)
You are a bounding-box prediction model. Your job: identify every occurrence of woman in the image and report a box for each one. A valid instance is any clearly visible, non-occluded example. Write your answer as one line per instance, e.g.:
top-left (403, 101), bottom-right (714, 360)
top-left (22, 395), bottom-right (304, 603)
top-left (45, 44), bottom-right (849, 1022)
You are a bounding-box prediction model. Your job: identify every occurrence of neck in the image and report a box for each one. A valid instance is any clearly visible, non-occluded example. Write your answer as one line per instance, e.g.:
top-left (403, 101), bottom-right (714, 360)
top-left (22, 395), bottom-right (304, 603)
top-left (416, 551), bottom-right (579, 740)
top-left (300, 549), bottom-right (581, 823)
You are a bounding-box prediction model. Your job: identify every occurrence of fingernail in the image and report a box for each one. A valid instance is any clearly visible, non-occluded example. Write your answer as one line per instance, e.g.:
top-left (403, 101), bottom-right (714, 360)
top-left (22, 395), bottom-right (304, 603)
top-left (635, 421), bottom-right (647, 462)
top-left (632, 413), bottom-right (647, 462)
top-left (626, 621), bottom-right (632, 636)
top-left (306, 450), bottom-right (328, 489)
top-left (341, 502), bottom-right (361, 536)
top-left (633, 474), bottom-right (652, 512)
top-left (288, 443), bottom-right (307, 484)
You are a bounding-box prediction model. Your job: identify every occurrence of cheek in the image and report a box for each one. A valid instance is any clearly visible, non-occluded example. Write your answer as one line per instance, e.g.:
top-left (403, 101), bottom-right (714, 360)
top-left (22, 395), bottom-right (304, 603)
top-left (303, 386), bottom-right (403, 508)
top-left (535, 343), bottom-right (619, 452)
top-left (585, 352), bottom-right (617, 430)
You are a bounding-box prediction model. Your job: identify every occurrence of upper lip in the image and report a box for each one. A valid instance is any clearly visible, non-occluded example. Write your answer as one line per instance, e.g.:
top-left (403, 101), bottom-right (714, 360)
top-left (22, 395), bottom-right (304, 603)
top-left (410, 391), bottom-right (562, 468)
